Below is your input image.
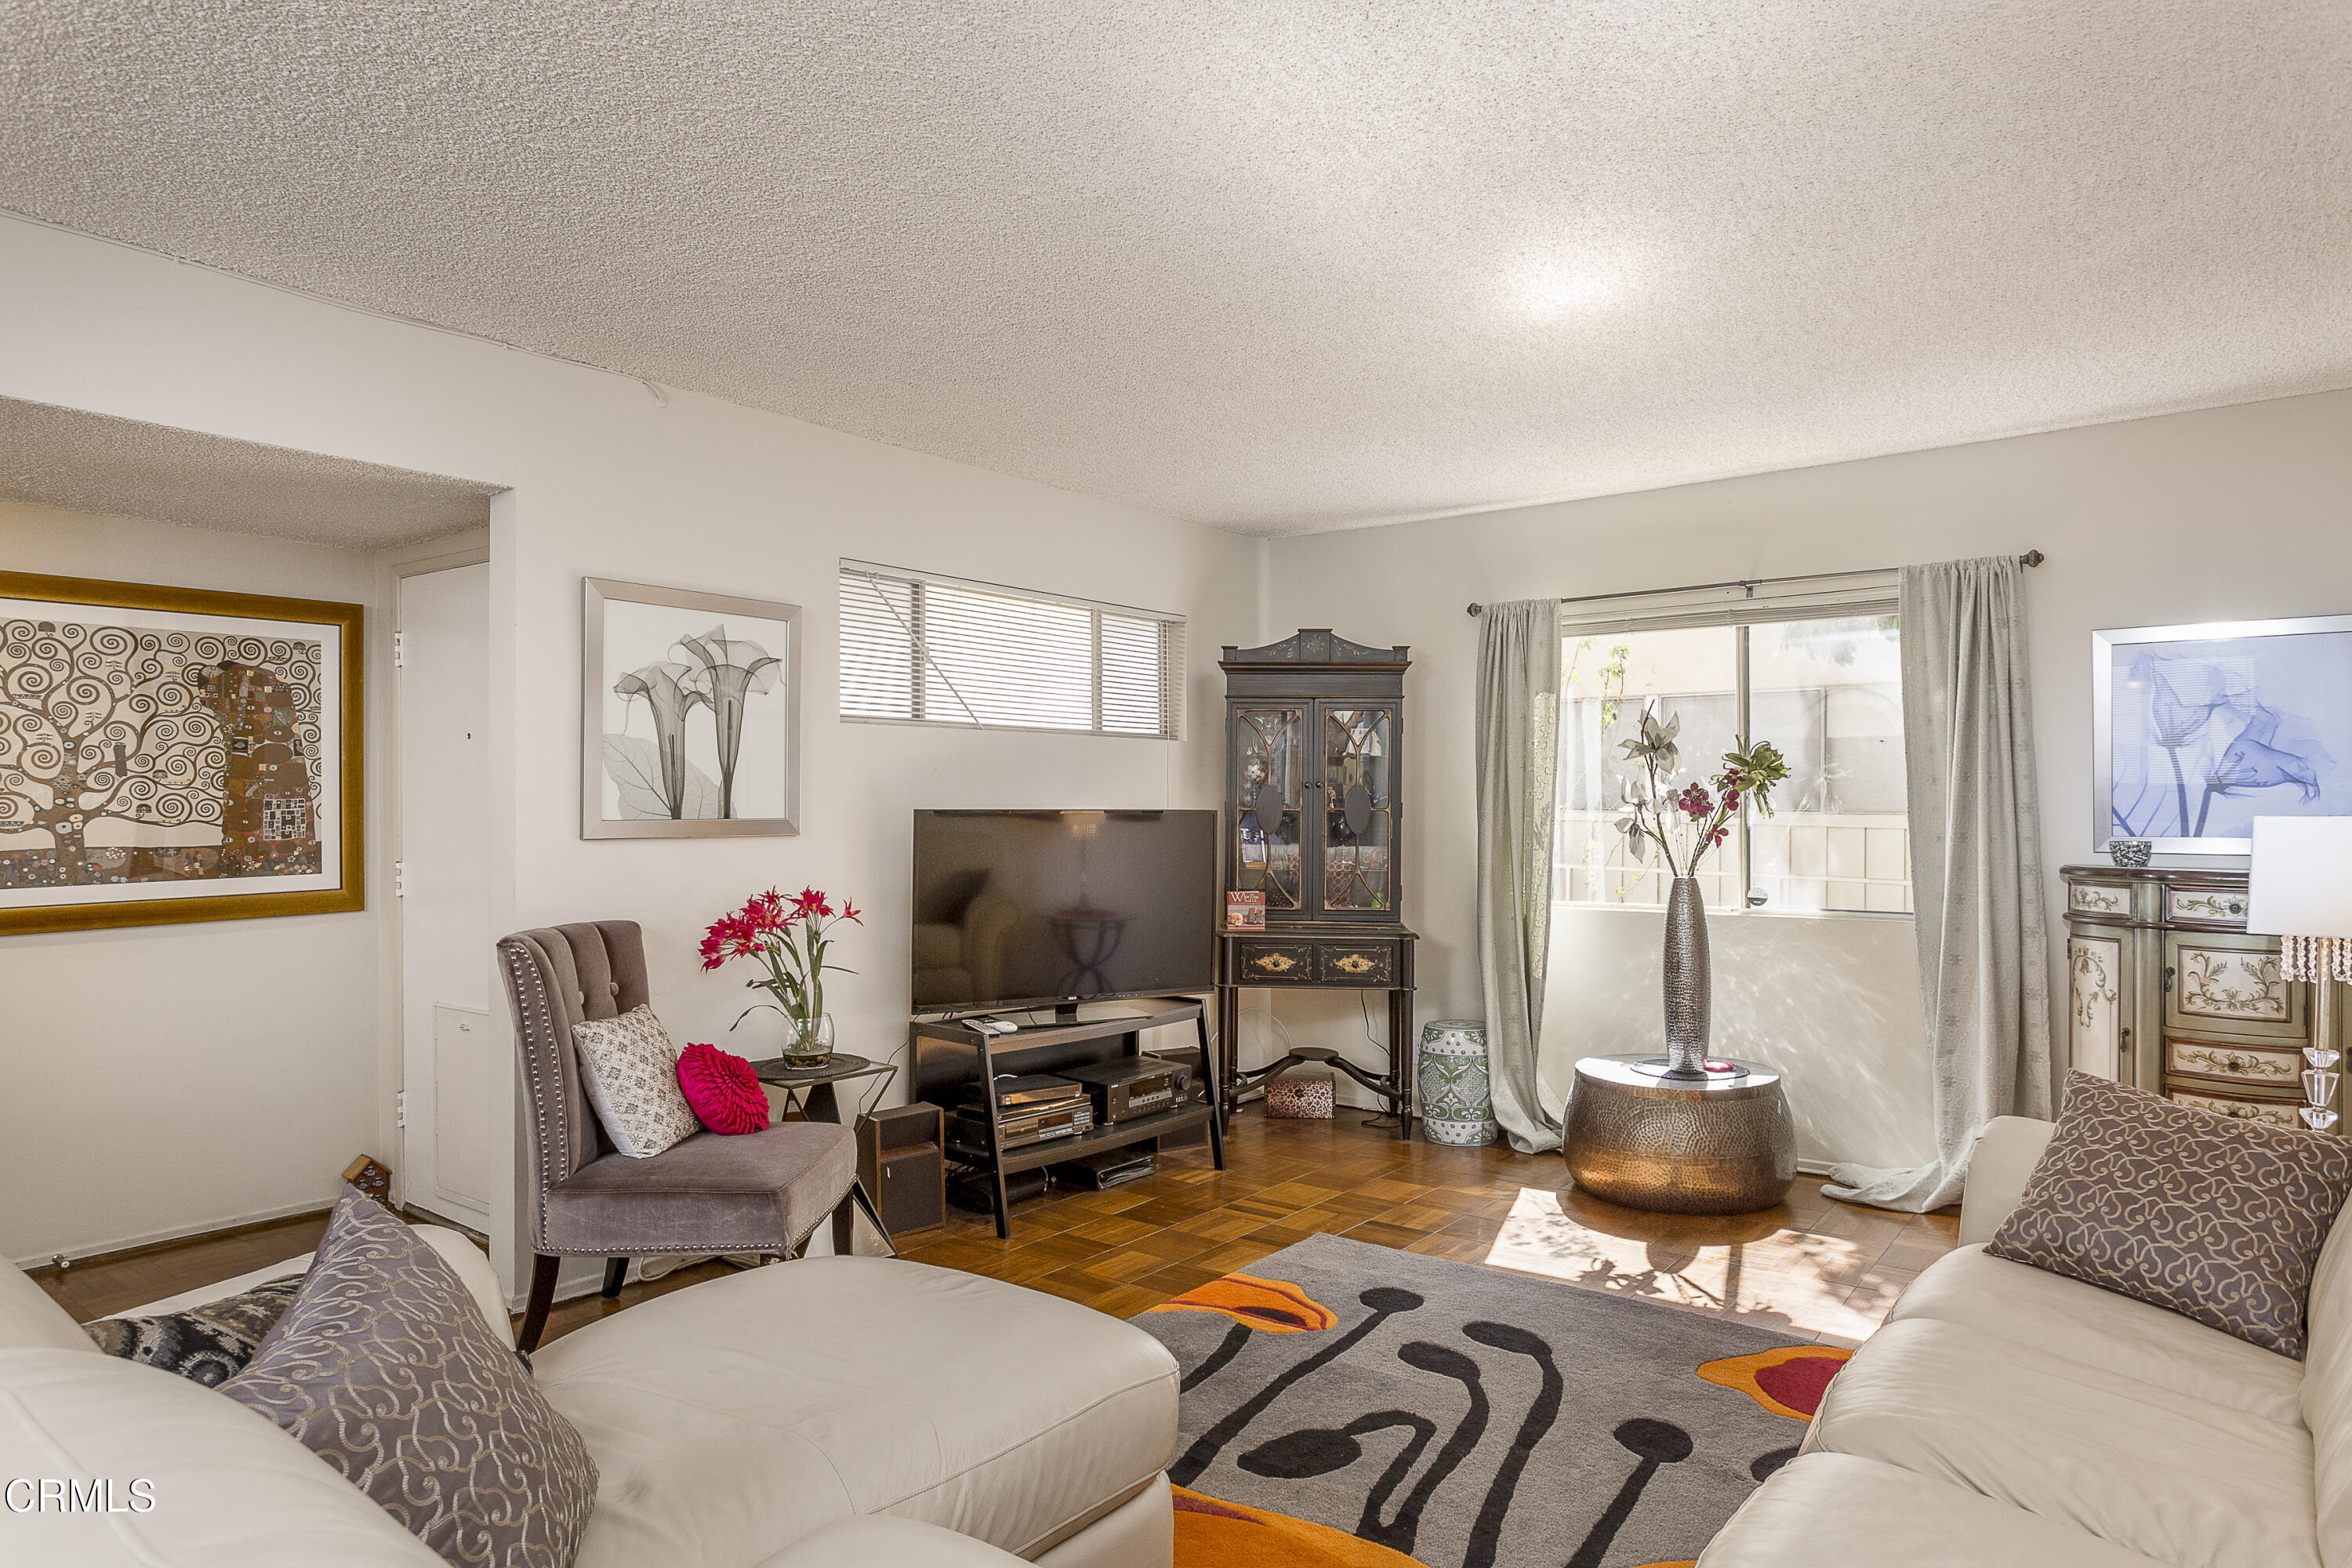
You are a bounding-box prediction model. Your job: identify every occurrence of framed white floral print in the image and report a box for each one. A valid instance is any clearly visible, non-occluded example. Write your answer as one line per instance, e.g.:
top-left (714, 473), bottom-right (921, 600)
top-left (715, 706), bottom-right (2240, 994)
top-left (582, 578), bottom-right (801, 839)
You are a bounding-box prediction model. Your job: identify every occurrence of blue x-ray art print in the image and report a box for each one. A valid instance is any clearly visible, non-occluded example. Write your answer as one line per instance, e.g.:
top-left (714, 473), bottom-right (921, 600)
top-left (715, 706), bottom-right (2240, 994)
top-left (2109, 626), bottom-right (2352, 844)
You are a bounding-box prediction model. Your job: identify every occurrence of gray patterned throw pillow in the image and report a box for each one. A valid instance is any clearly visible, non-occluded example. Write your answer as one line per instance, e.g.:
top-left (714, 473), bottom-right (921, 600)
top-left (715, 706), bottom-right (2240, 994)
top-left (571, 1004), bottom-right (699, 1158)
top-left (222, 1189), bottom-right (597, 1566)
top-left (85, 1272), bottom-right (303, 1386)
top-left (1987, 1071), bottom-right (2352, 1358)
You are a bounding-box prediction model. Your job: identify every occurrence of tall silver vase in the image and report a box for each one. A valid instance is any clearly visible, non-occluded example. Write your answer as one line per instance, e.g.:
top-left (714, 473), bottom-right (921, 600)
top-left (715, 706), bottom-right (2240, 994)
top-left (1662, 876), bottom-right (1711, 1076)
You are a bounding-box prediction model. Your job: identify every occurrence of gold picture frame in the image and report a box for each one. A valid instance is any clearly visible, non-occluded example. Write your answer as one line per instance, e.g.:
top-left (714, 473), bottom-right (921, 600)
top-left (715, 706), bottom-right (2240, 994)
top-left (0, 570), bottom-right (365, 935)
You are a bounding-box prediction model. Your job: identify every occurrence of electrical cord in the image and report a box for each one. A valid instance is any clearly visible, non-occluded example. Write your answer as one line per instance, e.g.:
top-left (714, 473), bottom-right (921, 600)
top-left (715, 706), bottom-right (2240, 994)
top-left (851, 1044), bottom-right (902, 1123)
top-left (1215, 1000), bottom-right (1298, 1109)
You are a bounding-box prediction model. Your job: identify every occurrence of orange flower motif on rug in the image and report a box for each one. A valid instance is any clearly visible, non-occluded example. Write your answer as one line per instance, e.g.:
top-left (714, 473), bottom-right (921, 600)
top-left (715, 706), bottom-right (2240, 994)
top-left (1144, 1273), bottom-right (1338, 1333)
top-left (1694, 1345), bottom-right (1853, 1421)
top-left (1173, 1486), bottom-right (1428, 1567)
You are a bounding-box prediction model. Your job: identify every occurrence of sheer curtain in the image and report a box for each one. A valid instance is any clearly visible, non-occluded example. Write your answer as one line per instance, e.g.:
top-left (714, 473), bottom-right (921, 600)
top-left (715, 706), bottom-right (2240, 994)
top-left (1825, 556), bottom-right (2052, 1212)
top-left (1476, 598), bottom-right (1565, 1153)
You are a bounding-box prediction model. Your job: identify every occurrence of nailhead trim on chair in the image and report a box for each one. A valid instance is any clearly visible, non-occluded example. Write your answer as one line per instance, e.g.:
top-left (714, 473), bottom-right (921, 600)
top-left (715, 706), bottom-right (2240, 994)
top-left (503, 931), bottom-right (847, 1258)
top-left (502, 937), bottom-right (572, 1258)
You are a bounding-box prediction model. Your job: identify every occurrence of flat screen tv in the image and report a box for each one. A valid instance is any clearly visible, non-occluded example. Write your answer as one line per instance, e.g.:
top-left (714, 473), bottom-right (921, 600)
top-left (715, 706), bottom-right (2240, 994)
top-left (911, 809), bottom-right (1218, 1014)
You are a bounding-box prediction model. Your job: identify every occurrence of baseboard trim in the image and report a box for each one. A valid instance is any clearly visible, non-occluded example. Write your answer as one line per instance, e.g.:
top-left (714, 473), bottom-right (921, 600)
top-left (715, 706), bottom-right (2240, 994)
top-left (401, 1205), bottom-right (492, 1250)
top-left (19, 1201), bottom-right (483, 1283)
top-left (15, 1202), bottom-right (333, 1279)
top-left (1798, 1159), bottom-right (1837, 1178)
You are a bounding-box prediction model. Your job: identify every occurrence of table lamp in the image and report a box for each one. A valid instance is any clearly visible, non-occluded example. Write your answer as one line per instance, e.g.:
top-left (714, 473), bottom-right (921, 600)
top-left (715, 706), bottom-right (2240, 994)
top-left (2247, 817), bottom-right (2352, 1133)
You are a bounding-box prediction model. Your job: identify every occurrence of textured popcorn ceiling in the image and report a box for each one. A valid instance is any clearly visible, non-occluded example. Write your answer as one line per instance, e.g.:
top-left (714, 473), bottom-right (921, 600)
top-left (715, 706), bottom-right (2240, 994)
top-left (0, 397), bottom-right (499, 547)
top-left (2, 4), bottom-right (2347, 536)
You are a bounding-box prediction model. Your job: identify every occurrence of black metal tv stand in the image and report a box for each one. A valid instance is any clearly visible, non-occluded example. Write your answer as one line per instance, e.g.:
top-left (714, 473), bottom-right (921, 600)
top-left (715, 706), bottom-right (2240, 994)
top-left (911, 998), bottom-right (1225, 1239)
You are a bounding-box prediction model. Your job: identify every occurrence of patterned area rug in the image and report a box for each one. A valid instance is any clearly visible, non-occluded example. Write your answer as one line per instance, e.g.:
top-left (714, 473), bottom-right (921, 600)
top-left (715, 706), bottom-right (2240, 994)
top-left (1141, 1233), bottom-right (1852, 1568)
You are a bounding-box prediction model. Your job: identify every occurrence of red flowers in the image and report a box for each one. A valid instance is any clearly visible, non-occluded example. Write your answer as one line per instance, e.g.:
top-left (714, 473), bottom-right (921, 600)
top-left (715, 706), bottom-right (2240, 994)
top-left (699, 887), bottom-right (860, 971)
top-left (698, 891), bottom-right (786, 971)
top-left (702, 887), bottom-right (862, 1036)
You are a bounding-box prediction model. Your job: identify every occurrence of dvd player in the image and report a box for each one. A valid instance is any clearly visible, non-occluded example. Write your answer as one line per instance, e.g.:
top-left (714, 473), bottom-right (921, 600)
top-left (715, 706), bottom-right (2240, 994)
top-left (959, 1073), bottom-right (1087, 1111)
top-left (949, 1100), bottom-right (1095, 1153)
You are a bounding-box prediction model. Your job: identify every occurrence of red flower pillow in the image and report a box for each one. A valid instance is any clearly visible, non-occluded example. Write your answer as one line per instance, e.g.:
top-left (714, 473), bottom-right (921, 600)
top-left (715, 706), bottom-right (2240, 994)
top-left (676, 1043), bottom-right (768, 1135)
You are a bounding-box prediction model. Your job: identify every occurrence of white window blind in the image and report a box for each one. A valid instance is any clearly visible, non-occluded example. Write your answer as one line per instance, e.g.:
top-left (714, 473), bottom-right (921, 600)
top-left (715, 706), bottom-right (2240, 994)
top-left (1557, 570), bottom-right (1899, 635)
top-left (839, 561), bottom-right (1185, 739)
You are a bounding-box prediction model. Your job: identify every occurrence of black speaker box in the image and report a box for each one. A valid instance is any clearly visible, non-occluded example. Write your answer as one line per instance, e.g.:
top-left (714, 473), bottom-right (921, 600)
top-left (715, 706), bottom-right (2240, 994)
top-left (858, 1104), bottom-right (946, 1238)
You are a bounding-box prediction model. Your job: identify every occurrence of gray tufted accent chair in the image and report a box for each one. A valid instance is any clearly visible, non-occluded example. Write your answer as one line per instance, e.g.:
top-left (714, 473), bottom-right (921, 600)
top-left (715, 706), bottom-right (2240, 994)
top-left (499, 920), bottom-right (876, 1351)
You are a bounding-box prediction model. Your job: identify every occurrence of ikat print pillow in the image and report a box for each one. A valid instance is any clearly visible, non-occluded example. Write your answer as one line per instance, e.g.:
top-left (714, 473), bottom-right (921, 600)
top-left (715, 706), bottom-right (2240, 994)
top-left (221, 1188), bottom-right (598, 1567)
top-left (572, 1004), bottom-right (699, 1158)
top-left (85, 1272), bottom-right (303, 1387)
top-left (1987, 1071), bottom-right (2352, 1358)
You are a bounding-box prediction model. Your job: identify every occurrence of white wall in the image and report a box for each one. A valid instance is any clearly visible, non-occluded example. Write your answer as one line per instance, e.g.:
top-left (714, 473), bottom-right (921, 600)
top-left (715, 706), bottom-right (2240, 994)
top-left (0, 215), bottom-right (1258, 1283)
top-left (1266, 387), bottom-right (2352, 1168)
top-left (0, 499), bottom-right (390, 1261)
top-left (10, 198), bottom-right (2346, 1258)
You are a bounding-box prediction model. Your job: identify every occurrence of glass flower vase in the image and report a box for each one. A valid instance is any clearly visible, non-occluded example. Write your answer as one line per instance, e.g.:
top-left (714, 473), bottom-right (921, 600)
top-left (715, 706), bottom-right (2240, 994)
top-left (783, 1014), bottom-right (835, 1068)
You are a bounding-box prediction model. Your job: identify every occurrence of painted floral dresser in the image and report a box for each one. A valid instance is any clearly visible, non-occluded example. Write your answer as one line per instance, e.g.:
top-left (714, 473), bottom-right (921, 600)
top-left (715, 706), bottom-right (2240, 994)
top-left (2063, 865), bottom-right (2344, 1128)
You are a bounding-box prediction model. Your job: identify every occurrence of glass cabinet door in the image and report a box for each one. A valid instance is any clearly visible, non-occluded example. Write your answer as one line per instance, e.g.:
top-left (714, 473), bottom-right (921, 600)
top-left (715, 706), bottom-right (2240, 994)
top-left (1319, 704), bottom-right (1395, 914)
top-left (1233, 706), bottom-right (1305, 913)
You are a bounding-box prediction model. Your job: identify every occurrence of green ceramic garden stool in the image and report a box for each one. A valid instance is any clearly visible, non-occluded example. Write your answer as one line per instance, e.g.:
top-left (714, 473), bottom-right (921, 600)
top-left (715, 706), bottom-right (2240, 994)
top-left (1418, 1019), bottom-right (1497, 1145)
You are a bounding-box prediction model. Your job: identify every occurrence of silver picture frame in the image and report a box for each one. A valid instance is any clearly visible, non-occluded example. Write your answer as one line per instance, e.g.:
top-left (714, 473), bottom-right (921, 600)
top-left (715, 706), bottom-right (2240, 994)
top-left (2092, 613), bottom-right (2352, 857)
top-left (581, 577), bottom-right (802, 839)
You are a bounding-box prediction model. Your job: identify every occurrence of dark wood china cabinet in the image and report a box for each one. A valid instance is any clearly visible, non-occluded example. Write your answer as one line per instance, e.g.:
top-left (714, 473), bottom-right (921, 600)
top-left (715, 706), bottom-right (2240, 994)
top-left (1216, 630), bottom-right (1417, 1134)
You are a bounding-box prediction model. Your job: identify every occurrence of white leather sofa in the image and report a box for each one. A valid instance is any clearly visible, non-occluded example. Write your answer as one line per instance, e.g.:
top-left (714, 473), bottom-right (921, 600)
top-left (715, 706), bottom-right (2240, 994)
top-left (0, 1230), bottom-right (1178, 1567)
top-left (1700, 1114), bottom-right (2349, 1567)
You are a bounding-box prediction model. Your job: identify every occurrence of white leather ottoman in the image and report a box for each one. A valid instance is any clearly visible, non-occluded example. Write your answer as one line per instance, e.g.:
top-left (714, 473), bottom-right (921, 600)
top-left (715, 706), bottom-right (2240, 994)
top-left (532, 1256), bottom-right (1179, 1568)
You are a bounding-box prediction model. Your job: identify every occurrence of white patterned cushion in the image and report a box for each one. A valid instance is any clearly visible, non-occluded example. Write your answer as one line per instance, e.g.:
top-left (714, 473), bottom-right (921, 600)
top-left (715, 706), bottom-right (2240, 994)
top-left (572, 1004), bottom-right (699, 1159)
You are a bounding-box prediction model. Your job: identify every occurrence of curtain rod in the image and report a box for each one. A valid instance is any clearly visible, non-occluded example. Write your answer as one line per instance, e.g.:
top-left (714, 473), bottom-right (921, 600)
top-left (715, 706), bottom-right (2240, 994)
top-left (1465, 550), bottom-right (2044, 617)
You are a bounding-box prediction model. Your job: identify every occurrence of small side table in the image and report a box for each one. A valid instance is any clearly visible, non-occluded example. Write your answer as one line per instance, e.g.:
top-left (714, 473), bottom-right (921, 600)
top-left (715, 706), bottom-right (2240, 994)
top-left (746, 1052), bottom-right (900, 1258)
top-left (749, 1052), bottom-right (896, 1124)
top-left (1563, 1054), bottom-right (1795, 1215)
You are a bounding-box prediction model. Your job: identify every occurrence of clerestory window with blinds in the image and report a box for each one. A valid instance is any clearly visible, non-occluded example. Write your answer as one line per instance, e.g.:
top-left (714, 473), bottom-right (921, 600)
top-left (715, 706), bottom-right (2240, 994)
top-left (838, 561), bottom-right (1185, 739)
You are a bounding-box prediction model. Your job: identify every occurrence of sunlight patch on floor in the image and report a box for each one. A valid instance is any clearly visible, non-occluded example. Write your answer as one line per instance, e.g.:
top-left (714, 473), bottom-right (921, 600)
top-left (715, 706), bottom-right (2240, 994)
top-left (1482, 1185), bottom-right (1886, 1345)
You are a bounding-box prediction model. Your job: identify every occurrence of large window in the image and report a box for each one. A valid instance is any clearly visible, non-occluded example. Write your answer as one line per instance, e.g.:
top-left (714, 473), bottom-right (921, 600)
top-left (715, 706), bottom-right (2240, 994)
top-left (839, 561), bottom-right (1185, 738)
top-left (1555, 603), bottom-right (1910, 916)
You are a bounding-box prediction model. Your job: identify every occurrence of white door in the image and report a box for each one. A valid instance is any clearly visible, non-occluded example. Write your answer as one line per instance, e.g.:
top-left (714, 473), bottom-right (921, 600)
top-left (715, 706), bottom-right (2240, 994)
top-left (397, 563), bottom-right (492, 1229)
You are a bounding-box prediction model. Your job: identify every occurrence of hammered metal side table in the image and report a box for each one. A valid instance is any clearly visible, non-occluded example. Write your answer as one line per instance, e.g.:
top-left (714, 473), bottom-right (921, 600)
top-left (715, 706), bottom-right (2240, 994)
top-left (1563, 1054), bottom-right (1795, 1214)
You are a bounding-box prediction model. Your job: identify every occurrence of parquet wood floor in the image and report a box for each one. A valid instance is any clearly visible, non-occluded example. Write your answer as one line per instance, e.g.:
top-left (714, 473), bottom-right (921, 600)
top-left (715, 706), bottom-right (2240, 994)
top-left (33, 1112), bottom-right (1958, 1350)
top-left (889, 1111), bottom-right (1958, 1347)
top-left (34, 1211), bottom-right (333, 1323)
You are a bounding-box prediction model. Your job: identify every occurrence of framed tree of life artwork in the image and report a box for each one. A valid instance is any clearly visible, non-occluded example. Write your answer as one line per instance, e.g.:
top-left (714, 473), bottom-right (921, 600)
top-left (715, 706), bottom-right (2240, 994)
top-left (0, 571), bottom-right (364, 935)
